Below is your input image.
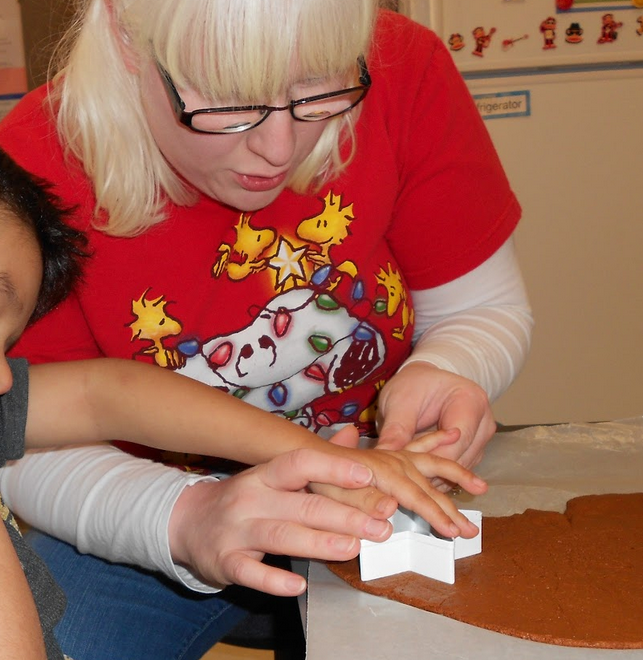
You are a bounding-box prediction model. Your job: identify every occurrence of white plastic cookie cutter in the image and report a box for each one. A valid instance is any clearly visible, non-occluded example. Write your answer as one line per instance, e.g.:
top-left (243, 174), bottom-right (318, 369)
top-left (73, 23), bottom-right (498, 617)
top-left (359, 507), bottom-right (482, 584)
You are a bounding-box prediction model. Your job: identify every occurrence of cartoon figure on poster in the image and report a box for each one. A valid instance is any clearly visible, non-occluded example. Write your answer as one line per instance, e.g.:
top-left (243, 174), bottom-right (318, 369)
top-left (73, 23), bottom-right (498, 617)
top-left (472, 26), bottom-right (496, 57)
top-left (597, 13), bottom-right (622, 43)
top-left (565, 22), bottom-right (584, 44)
top-left (540, 17), bottom-right (557, 50)
top-left (502, 34), bottom-right (529, 51)
top-left (448, 33), bottom-right (465, 52)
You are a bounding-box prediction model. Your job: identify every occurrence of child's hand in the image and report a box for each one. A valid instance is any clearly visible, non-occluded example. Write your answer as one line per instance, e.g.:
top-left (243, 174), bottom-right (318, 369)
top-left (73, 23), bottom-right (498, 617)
top-left (310, 426), bottom-right (487, 540)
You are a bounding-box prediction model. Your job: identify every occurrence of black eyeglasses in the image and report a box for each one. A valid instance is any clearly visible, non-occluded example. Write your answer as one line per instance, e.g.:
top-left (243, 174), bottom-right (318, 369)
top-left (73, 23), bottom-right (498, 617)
top-left (156, 56), bottom-right (371, 134)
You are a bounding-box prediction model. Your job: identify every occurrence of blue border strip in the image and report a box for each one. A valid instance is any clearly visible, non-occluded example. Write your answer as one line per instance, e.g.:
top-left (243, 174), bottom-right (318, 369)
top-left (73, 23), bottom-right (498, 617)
top-left (463, 59), bottom-right (643, 81)
top-left (472, 90), bottom-right (531, 120)
top-left (0, 93), bottom-right (26, 101)
top-left (557, 2), bottom-right (632, 13)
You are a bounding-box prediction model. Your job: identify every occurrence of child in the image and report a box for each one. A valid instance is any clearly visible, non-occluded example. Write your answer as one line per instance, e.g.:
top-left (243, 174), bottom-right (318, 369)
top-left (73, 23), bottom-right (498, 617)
top-left (0, 148), bottom-right (83, 660)
top-left (0, 148), bottom-right (486, 658)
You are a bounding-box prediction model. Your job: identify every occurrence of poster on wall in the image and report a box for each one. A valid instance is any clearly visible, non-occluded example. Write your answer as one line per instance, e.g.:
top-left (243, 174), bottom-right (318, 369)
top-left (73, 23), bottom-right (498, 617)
top-left (404, 0), bottom-right (643, 74)
top-left (566, 1), bottom-right (635, 10)
top-left (0, 0), bottom-right (27, 120)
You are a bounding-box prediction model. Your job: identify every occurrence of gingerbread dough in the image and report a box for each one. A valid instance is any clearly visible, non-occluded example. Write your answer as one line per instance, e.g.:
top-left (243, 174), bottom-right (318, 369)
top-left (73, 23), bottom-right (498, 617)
top-left (328, 493), bottom-right (643, 648)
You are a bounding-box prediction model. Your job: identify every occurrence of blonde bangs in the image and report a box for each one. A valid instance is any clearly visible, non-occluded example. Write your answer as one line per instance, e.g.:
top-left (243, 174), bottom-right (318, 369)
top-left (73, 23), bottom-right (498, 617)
top-left (137, 0), bottom-right (376, 104)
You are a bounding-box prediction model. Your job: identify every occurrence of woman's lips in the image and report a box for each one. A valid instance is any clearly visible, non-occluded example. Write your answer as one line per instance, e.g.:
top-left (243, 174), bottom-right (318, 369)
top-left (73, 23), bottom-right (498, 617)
top-left (236, 171), bottom-right (288, 192)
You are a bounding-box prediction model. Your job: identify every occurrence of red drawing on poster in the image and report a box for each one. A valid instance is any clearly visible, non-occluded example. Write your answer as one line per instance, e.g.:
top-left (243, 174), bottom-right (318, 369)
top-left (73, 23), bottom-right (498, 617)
top-left (472, 26), bottom-right (496, 57)
top-left (540, 17), bottom-right (557, 49)
top-left (565, 22), bottom-right (584, 44)
top-left (448, 33), bottom-right (466, 51)
top-left (597, 13), bottom-right (622, 43)
top-left (502, 34), bottom-right (529, 50)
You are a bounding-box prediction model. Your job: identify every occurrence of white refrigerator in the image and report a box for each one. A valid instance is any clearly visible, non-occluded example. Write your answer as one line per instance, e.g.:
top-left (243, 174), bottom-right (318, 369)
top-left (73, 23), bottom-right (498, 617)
top-left (398, 0), bottom-right (643, 425)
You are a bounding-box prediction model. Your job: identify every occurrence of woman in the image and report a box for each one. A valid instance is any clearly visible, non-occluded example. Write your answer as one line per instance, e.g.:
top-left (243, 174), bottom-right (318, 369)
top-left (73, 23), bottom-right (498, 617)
top-left (0, 0), bottom-right (532, 657)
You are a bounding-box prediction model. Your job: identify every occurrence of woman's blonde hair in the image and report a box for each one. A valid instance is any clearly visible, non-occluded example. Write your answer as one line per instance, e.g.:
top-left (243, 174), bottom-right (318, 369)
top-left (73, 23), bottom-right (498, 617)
top-left (51, 0), bottom-right (378, 236)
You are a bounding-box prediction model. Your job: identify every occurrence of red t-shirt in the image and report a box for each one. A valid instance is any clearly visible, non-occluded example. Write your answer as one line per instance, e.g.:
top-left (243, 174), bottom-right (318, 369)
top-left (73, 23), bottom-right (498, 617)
top-left (0, 11), bottom-right (519, 469)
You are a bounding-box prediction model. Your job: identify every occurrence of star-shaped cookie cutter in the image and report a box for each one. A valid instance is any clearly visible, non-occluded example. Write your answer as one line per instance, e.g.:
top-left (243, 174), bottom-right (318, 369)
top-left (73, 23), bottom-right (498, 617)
top-left (359, 507), bottom-right (482, 583)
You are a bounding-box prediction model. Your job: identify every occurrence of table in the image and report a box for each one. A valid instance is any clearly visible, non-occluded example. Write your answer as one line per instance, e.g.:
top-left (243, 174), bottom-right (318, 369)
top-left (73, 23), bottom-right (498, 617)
top-left (304, 418), bottom-right (643, 659)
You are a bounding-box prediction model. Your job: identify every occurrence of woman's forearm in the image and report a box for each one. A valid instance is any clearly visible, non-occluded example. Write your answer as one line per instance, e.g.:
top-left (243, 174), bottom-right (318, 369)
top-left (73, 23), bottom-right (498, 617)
top-left (407, 236), bottom-right (533, 401)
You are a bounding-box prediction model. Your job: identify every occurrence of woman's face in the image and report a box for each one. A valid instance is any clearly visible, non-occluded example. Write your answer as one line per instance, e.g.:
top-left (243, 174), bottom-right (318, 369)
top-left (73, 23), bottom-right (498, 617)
top-left (140, 61), bottom-right (328, 212)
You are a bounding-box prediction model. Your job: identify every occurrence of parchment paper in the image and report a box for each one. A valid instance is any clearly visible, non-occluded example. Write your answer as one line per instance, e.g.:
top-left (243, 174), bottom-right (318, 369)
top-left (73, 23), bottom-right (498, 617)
top-left (305, 418), bottom-right (643, 660)
top-left (452, 417), bottom-right (643, 516)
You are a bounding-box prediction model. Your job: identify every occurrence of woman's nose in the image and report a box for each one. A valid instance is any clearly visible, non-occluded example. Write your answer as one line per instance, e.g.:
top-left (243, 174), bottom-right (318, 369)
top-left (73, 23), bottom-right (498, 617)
top-left (245, 109), bottom-right (297, 167)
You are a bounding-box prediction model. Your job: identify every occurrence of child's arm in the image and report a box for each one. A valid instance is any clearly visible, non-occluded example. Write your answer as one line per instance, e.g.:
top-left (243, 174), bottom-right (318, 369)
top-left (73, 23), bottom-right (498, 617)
top-left (25, 358), bottom-right (486, 538)
top-left (0, 520), bottom-right (48, 660)
top-left (26, 358), bottom-right (329, 460)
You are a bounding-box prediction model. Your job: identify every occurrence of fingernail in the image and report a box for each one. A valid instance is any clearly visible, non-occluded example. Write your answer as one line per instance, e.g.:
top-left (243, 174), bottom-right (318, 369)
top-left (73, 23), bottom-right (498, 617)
top-left (350, 464), bottom-right (372, 484)
top-left (473, 477), bottom-right (486, 487)
top-left (332, 536), bottom-right (357, 553)
top-left (364, 519), bottom-right (389, 538)
top-left (285, 575), bottom-right (306, 594)
top-left (376, 496), bottom-right (395, 514)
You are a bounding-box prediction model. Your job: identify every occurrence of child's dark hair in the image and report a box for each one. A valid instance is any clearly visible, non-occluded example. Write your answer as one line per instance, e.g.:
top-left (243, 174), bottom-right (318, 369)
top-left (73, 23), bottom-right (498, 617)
top-left (0, 148), bottom-right (88, 322)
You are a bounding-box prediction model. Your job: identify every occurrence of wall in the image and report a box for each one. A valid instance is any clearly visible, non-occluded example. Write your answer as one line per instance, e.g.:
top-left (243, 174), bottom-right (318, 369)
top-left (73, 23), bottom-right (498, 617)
top-left (18, 0), bottom-right (74, 88)
top-left (480, 69), bottom-right (643, 425)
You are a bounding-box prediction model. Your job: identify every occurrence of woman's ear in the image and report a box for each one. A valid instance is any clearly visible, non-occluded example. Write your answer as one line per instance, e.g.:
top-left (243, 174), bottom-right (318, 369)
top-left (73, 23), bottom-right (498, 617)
top-left (104, 0), bottom-right (140, 73)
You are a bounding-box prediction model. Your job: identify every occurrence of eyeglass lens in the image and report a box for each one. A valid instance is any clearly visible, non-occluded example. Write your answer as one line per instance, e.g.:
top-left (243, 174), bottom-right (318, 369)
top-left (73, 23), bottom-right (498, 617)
top-left (190, 87), bottom-right (366, 133)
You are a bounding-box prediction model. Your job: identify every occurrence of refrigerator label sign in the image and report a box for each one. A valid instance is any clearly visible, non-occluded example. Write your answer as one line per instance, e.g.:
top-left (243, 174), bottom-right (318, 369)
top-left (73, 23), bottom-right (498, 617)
top-left (473, 90), bottom-right (531, 120)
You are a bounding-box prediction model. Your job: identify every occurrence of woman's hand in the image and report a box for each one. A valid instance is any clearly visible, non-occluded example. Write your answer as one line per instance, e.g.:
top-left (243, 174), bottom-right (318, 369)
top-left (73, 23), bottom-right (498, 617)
top-left (168, 447), bottom-right (394, 597)
top-left (376, 362), bottom-right (497, 469)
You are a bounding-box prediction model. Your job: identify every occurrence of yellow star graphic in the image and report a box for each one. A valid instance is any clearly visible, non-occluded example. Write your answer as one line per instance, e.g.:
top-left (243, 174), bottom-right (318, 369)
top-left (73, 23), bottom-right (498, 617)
top-left (268, 237), bottom-right (308, 289)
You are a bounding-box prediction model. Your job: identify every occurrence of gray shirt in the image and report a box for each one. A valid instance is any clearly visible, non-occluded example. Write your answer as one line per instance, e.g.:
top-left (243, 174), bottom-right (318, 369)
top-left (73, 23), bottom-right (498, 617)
top-left (0, 358), bottom-right (67, 660)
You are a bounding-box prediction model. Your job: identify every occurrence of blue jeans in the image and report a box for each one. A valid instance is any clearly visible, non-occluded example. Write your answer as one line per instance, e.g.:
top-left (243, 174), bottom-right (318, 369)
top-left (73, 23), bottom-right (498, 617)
top-left (28, 531), bottom-right (255, 660)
